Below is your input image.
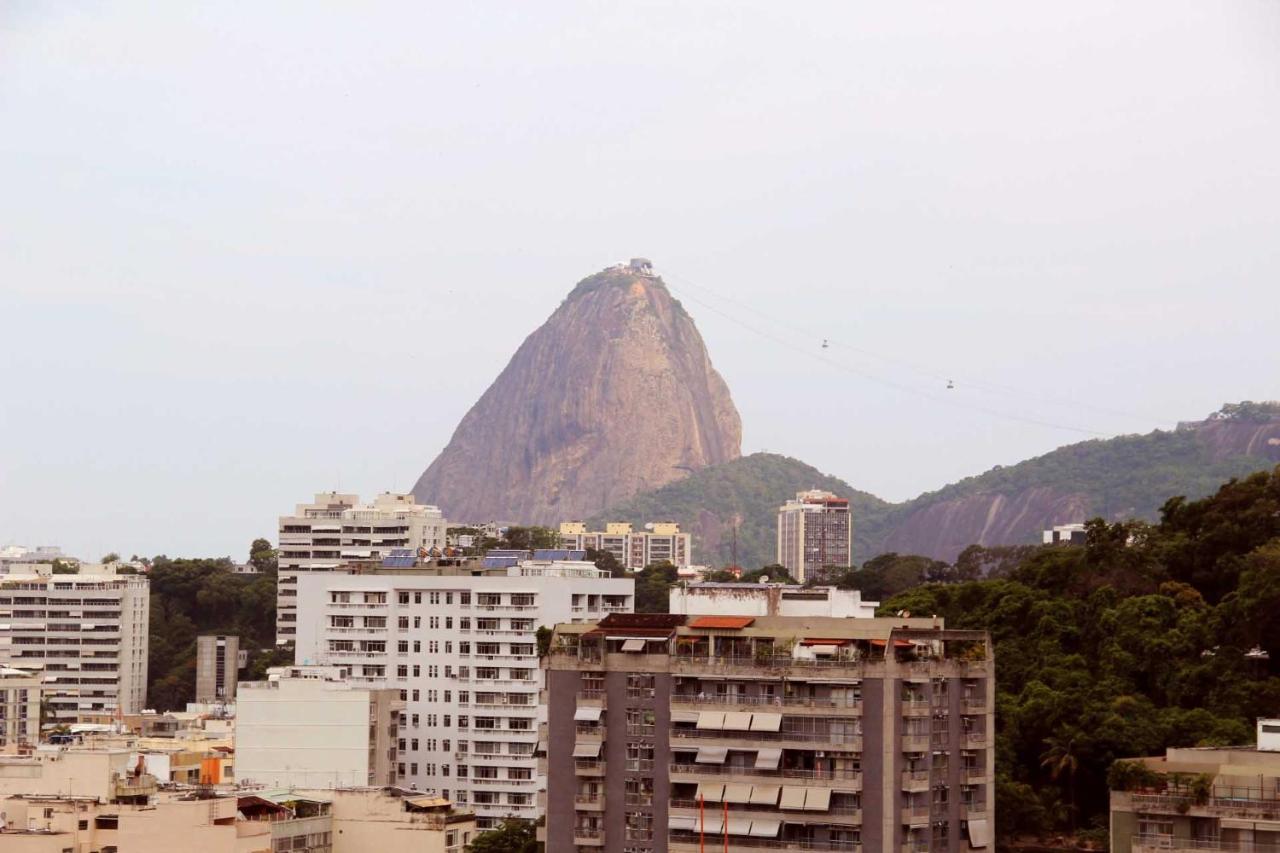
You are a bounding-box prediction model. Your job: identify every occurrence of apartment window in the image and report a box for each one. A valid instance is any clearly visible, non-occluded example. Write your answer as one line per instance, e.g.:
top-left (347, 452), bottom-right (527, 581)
top-left (510, 593), bottom-right (534, 607)
top-left (445, 617), bottom-right (453, 629)
top-left (412, 690), bottom-right (420, 701)
top-left (398, 593), bottom-right (410, 605)
top-left (414, 617), bottom-right (421, 629)
top-left (413, 641), bottom-right (421, 653)
top-left (445, 642), bottom-right (452, 653)
top-left (446, 592), bottom-right (453, 604)
top-left (398, 665), bottom-right (408, 678)
top-left (460, 592), bottom-right (471, 605)
top-left (414, 665), bottom-right (422, 677)
top-left (414, 592), bottom-right (422, 604)
top-left (398, 617), bottom-right (409, 629)
top-left (398, 640), bottom-right (409, 653)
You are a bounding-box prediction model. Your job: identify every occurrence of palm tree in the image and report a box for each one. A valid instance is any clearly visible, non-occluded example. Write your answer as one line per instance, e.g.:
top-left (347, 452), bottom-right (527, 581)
top-left (1040, 734), bottom-right (1080, 831)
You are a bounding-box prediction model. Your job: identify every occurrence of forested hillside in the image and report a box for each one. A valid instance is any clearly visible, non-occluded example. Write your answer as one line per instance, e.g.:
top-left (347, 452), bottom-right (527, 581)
top-left (882, 465), bottom-right (1280, 843)
top-left (599, 403), bottom-right (1280, 566)
top-left (146, 539), bottom-right (291, 710)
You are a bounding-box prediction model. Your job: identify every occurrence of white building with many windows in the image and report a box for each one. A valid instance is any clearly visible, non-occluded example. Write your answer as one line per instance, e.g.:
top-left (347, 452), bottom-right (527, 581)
top-left (276, 492), bottom-right (448, 644)
top-left (293, 561), bottom-right (633, 828)
top-left (0, 563), bottom-right (149, 724)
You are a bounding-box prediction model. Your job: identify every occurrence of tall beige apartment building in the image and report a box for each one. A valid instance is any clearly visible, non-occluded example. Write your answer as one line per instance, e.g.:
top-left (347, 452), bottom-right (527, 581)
top-left (0, 666), bottom-right (41, 754)
top-left (545, 613), bottom-right (994, 853)
top-left (559, 521), bottom-right (692, 570)
top-left (776, 490), bottom-right (853, 583)
top-left (195, 634), bottom-right (240, 703)
top-left (0, 563), bottom-right (149, 724)
top-left (276, 492), bottom-right (448, 643)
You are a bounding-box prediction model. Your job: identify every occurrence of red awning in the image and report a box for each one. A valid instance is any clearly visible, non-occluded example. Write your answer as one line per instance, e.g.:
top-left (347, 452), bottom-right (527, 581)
top-left (688, 616), bottom-right (756, 629)
top-left (800, 638), bottom-right (850, 646)
top-left (869, 639), bottom-right (913, 648)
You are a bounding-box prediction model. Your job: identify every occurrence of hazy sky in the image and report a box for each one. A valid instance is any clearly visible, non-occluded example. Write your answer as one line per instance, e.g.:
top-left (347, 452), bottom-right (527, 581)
top-left (2, 2), bottom-right (1278, 560)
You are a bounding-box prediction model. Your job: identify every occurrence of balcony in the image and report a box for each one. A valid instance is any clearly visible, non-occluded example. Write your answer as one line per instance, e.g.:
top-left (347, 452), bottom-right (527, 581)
top-left (901, 806), bottom-right (931, 826)
top-left (1129, 835), bottom-right (1280, 853)
top-left (671, 693), bottom-right (862, 715)
top-left (962, 765), bottom-right (988, 782)
top-left (962, 732), bottom-right (987, 748)
top-left (901, 735), bottom-right (930, 752)
top-left (670, 834), bottom-right (859, 851)
top-left (672, 728), bottom-right (862, 751)
top-left (575, 793), bottom-right (606, 811)
top-left (575, 759), bottom-right (605, 777)
top-left (961, 699), bottom-right (987, 714)
top-left (670, 764), bottom-right (862, 789)
top-left (573, 828), bottom-right (604, 846)
top-left (902, 770), bottom-right (931, 792)
top-left (670, 800), bottom-right (862, 826)
top-left (901, 700), bottom-right (931, 717)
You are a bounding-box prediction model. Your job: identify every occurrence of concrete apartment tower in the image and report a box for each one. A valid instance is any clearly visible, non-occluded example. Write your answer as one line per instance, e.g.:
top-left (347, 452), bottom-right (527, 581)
top-left (195, 634), bottom-right (240, 703)
top-left (275, 492), bottom-right (448, 644)
top-left (544, 613), bottom-right (995, 853)
top-left (0, 562), bottom-right (149, 724)
top-left (559, 521), bottom-right (694, 571)
top-left (0, 666), bottom-right (41, 753)
top-left (776, 489), bottom-right (853, 583)
top-left (292, 557), bottom-right (634, 829)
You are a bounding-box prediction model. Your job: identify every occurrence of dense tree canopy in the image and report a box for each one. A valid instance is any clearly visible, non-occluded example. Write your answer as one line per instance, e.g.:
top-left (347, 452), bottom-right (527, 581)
top-left (466, 818), bottom-right (540, 853)
top-left (881, 467), bottom-right (1280, 844)
top-left (146, 540), bottom-right (281, 710)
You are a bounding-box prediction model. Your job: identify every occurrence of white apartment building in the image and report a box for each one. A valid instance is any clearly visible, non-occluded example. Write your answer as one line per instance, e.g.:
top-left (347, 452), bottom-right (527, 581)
top-left (557, 521), bottom-right (692, 570)
top-left (1, 666), bottom-right (40, 753)
top-left (277, 492), bottom-right (449, 644)
top-left (0, 563), bottom-right (149, 724)
top-left (669, 581), bottom-right (880, 618)
top-left (293, 561), bottom-right (634, 828)
top-left (776, 488), bottom-right (853, 583)
top-left (236, 665), bottom-right (403, 789)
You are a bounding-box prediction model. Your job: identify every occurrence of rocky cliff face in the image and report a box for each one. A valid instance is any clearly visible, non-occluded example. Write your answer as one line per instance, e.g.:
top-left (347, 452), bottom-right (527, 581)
top-left (412, 264), bottom-right (742, 523)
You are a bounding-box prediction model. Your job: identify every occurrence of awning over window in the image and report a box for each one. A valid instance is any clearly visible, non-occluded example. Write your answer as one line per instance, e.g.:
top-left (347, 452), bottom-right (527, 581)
top-left (696, 782), bottom-right (725, 802)
top-left (726, 818), bottom-right (753, 836)
top-left (695, 746), bottom-right (728, 764)
top-left (968, 818), bottom-right (991, 848)
top-left (688, 616), bottom-right (755, 629)
top-left (723, 712), bottom-right (753, 731)
top-left (802, 787), bottom-right (832, 811)
top-left (669, 816), bottom-right (697, 831)
top-left (671, 709), bottom-right (701, 723)
top-left (724, 783), bottom-right (753, 804)
top-left (699, 816), bottom-right (725, 834)
top-left (620, 638), bottom-right (647, 652)
top-left (754, 748), bottom-right (782, 769)
top-left (573, 707), bottom-right (603, 721)
top-left (572, 741), bottom-right (601, 758)
top-left (779, 786), bottom-right (808, 809)
top-left (749, 785), bottom-right (781, 806)
top-left (750, 713), bottom-right (782, 732)
top-left (750, 819), bottom-right (782, 837)
top-left (697, 711), bottom-right (725, 730)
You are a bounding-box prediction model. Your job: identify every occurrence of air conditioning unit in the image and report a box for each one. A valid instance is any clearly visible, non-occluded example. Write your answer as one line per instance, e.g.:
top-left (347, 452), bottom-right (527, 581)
top-left (815, 751), bottom-right (826, 758)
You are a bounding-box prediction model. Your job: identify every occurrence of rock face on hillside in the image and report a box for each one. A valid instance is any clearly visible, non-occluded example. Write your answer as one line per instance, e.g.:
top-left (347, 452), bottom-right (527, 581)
top-left (412, 263), bottom-right (742, 524)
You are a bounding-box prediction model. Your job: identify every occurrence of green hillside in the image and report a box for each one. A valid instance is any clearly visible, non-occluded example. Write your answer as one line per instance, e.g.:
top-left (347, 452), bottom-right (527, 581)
top-left (588, 453), bottom-right (893, 569)
top-left (596, 404), bottom-right (1280, 568)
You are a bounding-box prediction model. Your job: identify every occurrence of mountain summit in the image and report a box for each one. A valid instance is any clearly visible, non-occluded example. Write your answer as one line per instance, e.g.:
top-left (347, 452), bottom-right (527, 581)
top-left (412, 260), bottom-right (742, 523)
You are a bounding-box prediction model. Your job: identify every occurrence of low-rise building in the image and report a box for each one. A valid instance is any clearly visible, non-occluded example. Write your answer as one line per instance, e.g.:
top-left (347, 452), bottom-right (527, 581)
top-left (1110, 721), bottom-right (1280, 853)
top-left (1043, 523), bottom-right (1088, 545)
top-left (0, 666), bottom-right (40, 754)
top-left (670, 582), bottom-right (879, 619)
top-left (235, 666), bottom-right (403, 789)
top-left (544, 613), bottom-right (995, 853)
top-left (309, 787), bottom-right (475, 853)
top-left (559, 521), bottom-right (694, 571)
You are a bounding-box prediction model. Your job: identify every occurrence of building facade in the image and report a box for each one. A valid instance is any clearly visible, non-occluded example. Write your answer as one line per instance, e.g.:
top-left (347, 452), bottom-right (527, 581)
top-left (276, 492), bottom-right (448, 644)
top-left (669, 583), bottom-right (879, 619)
top-left (0, 563), bottom-right (149, 724)
top-left (293, 562), bottom-right (634, 828)
top-left (559, 522), bottom-right (693, 571)
top-left (196, 634), bottom-right (240, 703)
top-left (0, 666), bottom-right (40, 754)
top-left (776, 490), bottom-right (853, 583)
top-left (235, 665), bottom-right (403, 788)
top-left (545, 613), bottom-right (995, 853)
top-left (1110, 723), bottom-right (1280, 853)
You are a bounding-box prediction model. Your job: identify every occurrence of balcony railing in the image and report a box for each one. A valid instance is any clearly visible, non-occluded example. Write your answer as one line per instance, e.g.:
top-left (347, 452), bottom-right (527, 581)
top-left (672, 694), bottom-right (862, 712)
top-left (1131, 835), bottom-right (1280, 853)
top-left (672, 728), bottom-right (862, 746)
top-left (669, 833), bottom-right (858, 851)
top-left (670, 764), bottom-right (862, 783)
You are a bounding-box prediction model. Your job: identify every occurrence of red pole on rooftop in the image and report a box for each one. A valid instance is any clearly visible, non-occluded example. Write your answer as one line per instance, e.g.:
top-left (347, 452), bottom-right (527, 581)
top-left (699, 792), bottom-right (705, 853)
top-left (723, 798), bottom-right (729, 853)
